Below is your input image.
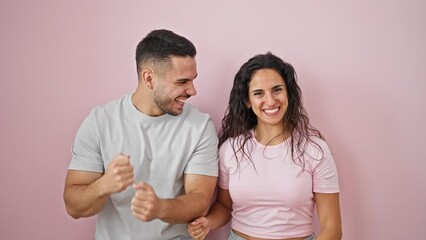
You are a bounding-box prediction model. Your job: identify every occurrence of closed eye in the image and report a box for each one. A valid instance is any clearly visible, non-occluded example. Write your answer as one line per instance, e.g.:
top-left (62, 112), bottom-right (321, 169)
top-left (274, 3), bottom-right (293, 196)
top-left (273, 87), bottom-right (283, 93)
top-left (252, 90), bottom-right (264, 96)
top-left (176, 80), bottom-right (189, 86)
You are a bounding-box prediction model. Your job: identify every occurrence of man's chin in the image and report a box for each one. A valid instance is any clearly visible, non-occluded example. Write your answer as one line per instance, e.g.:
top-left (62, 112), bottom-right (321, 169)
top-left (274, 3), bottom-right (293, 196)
top-left (167, 108), bottom-right (183, 116)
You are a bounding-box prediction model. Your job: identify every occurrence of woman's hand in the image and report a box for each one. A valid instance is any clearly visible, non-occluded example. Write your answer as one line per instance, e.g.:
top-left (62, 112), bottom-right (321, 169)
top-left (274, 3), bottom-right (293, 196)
top-left (187, 217), bottom-right (211, 240)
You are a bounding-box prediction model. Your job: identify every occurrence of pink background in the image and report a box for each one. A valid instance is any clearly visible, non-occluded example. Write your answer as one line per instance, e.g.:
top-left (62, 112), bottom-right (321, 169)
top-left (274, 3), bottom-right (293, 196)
top-left (1, 1), bottom-right (425, 239)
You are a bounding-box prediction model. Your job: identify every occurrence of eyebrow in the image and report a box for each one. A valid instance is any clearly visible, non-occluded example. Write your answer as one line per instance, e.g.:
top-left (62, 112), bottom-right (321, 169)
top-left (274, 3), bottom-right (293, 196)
top-left (272, 84), bottom-right (284, 89)
top-left (177, 73), bottom-right (198, 82)
top-left (250, 84), bottom-right (284, 93)
top-left (251, 89), bottom-right (263, 93)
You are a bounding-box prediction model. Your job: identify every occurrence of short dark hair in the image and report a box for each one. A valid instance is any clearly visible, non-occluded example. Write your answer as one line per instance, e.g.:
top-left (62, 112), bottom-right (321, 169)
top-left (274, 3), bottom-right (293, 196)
top-left (135, 29), bottom-right (197, 74)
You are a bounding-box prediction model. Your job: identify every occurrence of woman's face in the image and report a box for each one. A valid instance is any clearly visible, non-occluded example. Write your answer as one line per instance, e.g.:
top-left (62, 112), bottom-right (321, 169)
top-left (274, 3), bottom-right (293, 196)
top-left (247, 68), bottom-right (288, 129)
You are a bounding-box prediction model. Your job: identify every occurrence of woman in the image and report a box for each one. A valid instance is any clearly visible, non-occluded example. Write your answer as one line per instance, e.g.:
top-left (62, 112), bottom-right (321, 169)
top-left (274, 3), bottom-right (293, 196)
top-left (188, 52), bottom-right (342, 240)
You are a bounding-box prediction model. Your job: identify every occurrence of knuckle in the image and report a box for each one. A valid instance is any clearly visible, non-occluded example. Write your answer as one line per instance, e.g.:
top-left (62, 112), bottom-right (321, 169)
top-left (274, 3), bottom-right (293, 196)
top-left (116, 176), bottom-right (122, 183)
top-left (118, 182), bottom-right (125, 189)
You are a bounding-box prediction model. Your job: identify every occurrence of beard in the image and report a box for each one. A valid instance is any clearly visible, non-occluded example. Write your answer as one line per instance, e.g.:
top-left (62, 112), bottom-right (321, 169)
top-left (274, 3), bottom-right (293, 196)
top-left (154, 91), bottom-right (188, 116)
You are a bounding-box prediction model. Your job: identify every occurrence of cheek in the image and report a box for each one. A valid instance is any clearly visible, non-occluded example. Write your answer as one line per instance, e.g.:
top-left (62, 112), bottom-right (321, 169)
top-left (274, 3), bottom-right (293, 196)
top-left (162, 87), bottom-right (178, 97)
top-left (248, 99), bottom-right (260, 110)
top-left (247, 99), bottom-right (253, 108)
top-left (279, 94), bottom-right (289, 105)
top-left (249, 95), bottom-right (262, 104)
top-left (173, 86), bottom-right (186, 94)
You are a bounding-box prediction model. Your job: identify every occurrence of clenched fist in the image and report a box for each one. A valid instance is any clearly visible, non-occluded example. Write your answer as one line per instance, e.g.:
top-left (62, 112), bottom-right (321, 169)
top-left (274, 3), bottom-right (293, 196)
top-left (100, 154), bottom-right (134, 195)
top-left (131, 182), bottom-right (162, 221)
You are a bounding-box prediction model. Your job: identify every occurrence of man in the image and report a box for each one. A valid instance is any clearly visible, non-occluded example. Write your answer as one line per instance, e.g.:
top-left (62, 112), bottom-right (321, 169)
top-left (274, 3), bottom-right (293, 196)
top-left (64, 29), bottom-right (218, 240)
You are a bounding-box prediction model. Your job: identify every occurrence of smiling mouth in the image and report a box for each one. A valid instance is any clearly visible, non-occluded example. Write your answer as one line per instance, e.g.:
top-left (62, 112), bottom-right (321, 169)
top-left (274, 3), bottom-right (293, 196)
top-left (175, 97), bottom-right (186, 105)
top-left (263, 107), bottom-right (279, 115)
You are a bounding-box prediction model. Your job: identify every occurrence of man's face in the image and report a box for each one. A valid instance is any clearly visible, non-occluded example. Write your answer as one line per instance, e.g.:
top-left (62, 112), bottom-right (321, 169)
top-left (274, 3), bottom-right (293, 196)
top-left (153, 56), bottom-right (197, 116)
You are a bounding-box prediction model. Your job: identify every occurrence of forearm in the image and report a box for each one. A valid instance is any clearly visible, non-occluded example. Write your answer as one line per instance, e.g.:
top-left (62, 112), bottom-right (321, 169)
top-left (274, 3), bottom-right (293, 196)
top-left (64, 178), bottom-right (109, 218)
top-left (158, 192), bottom-right (211, 224)
top-left (316, 226), bottom-right (343, 240)
top-left (315, 193), bottom-right (342, 240)
top-left (205, 202), bottom-right (232, 230)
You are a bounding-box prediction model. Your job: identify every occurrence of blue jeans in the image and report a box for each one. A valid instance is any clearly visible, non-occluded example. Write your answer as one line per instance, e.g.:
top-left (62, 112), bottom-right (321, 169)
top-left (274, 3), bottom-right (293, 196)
top-left (227, 230), bottom-right (316, 240)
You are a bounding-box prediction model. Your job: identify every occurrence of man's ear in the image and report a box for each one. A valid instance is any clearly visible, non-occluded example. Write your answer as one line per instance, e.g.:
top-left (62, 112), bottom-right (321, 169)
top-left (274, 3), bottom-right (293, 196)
top-left (140, 69), bottom-right (154, 89)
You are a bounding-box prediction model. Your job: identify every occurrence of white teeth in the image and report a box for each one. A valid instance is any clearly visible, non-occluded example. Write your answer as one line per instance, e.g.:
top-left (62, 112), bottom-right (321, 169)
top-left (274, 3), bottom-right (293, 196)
top-left (264, 108), bottom-right (279, 114)
top-left (176, 98), bottom-right (185, 104)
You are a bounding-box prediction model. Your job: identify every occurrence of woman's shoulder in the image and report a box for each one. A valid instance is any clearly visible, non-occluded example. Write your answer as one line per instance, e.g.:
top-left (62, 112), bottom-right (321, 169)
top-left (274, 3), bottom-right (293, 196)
top-left (302, 136), bottom-right (331, 160)
top-left (310, 136), bottom-right (329, 148)
top-left (219, 136), bottom-right (237, 153)
top-left (219, 133), bottom-right (254, 157)
top-left (220, 133), bottom-right (253, 148)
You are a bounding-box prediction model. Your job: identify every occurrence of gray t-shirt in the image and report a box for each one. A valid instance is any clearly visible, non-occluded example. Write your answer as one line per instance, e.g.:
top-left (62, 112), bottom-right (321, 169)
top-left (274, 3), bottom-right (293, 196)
top-left (69, 94), bottom-right (219, 240)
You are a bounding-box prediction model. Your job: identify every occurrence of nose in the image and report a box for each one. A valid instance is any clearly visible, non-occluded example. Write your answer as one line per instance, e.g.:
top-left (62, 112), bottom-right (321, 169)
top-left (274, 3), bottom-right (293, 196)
top-left (186, 82), bottom-right (197, 96)
top-left (265, 92), bottom-right (276, 106)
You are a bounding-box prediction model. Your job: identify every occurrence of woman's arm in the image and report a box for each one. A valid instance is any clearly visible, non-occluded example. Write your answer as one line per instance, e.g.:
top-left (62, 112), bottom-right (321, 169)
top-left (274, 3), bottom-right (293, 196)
top-left (188, 187), bottom-right (232, 239)
top-left (314, 192), bottom-right (342, 240)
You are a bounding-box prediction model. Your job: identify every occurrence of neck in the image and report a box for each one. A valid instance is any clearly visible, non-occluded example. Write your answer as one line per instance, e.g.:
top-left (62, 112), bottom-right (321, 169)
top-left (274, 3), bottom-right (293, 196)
top-left (131, 88), bottom-right (165, 117)
top-left (254, 124), bottom-right (287, 145)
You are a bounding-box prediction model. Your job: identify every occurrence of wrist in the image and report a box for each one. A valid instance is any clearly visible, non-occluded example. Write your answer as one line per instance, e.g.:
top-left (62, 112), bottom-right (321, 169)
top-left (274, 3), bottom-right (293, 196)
top-left (205, 216), bottom-right (213, 231)
top-left (95, 176), bottom-right (109, 197)
top-left (157, 198), bottom-right (168, 220)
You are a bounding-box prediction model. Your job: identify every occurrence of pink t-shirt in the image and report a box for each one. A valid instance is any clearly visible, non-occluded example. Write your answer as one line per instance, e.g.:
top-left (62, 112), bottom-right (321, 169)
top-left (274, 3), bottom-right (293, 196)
top-left (218, 135), bottom-right (339, 239)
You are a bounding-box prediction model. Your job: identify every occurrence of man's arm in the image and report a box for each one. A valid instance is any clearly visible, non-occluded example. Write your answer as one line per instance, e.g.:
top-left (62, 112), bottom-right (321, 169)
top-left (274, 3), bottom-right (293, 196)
top-left (64, 154), bottom-right (134, 219)
top-left (63, 170), bottom-right (108, 218)
top-left (131, 173), bottom-right (217, 223)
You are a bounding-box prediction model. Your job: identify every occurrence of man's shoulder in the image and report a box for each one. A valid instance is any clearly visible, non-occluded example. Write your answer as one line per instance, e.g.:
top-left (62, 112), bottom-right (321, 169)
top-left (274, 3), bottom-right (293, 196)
top-left (90, 95), bottom-right (129, 117)
top-left (184, 103), bottom-right (212, 120)
top-left (180, 104), bottom-right (217, 134)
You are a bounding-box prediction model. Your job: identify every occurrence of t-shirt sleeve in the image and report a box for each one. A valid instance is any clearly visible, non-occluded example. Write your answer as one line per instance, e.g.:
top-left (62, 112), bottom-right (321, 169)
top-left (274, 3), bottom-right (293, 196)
top-left (184, 118), bottom-right (219, 176)
top-left (69, 110), bottom-right (104, 173)
top-left (217, 145), bottom-right (230, 189)
top-left (312, 141), bottom-right (340, 193)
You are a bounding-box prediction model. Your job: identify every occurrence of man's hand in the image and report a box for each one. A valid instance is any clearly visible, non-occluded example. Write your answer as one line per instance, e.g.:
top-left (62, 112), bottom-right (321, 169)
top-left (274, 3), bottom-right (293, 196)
top-left (131, 182), bottom-right (163, 221)
top-left (63, 154), bottom-right (134, 218)
top-left (99, 154), bottom-right (134, 195)
top-left (130, 174), bottom-right (217, 224)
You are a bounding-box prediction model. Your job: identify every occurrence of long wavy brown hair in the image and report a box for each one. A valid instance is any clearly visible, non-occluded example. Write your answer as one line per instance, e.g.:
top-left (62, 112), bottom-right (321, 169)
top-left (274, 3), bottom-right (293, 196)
top-left (219, 52), bottom-right (324, 170)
